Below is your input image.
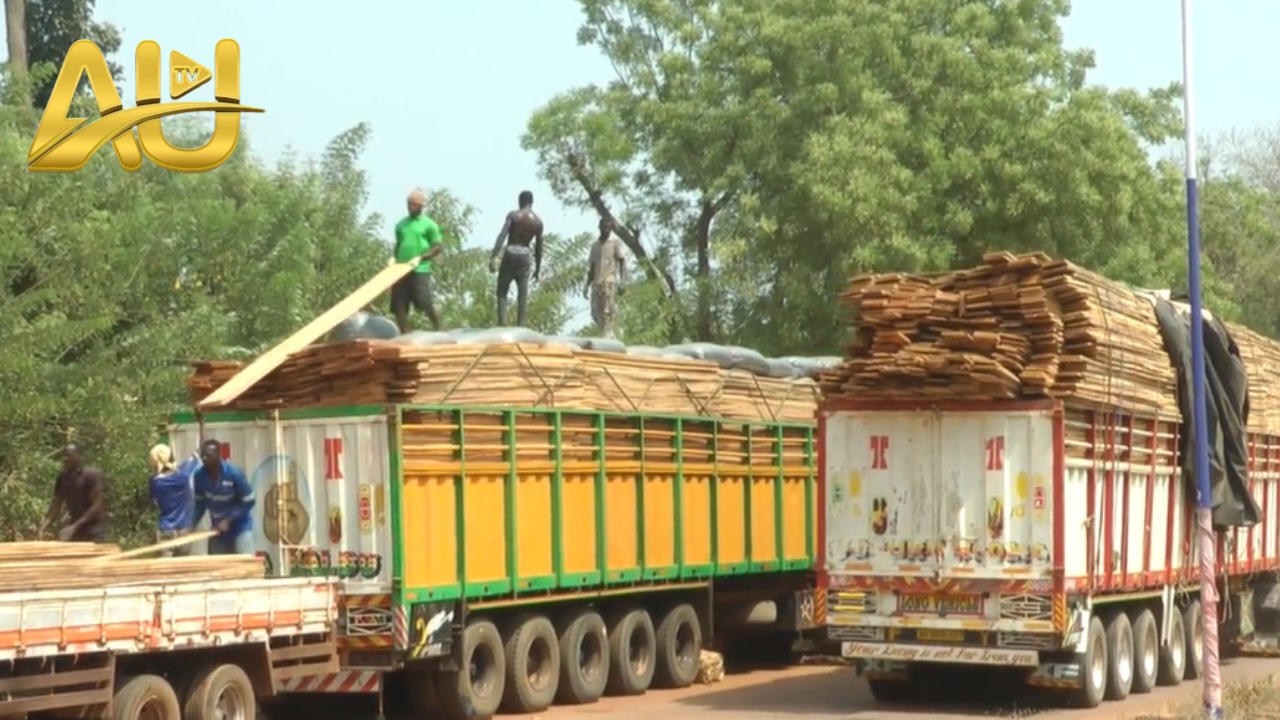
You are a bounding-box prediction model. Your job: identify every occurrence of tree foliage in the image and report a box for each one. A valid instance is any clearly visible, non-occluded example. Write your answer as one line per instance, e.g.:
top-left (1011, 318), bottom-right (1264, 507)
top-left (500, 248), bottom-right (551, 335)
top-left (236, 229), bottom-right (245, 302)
top-left (0, 101), bottom-right (388, 541)
top-left (523, 0), bottom-right (1213, 354)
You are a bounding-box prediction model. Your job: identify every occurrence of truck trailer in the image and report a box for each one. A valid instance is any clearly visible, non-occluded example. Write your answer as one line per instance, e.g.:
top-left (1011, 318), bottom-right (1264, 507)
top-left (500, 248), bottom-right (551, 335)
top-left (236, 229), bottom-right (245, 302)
top-left (169, 401), bottom-right (823, 718)
top-left (0, 576), bottom-right (339, 720)
top-left (818, 261), bottom-right (1280, 709)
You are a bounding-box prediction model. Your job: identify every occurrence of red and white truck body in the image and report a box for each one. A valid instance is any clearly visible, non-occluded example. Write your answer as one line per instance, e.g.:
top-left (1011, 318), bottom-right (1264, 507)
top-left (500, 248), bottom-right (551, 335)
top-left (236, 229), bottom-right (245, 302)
top-left (819, 398), bottom-right (1280, 704)
top-left (0, 577), bottom-right (339, 718)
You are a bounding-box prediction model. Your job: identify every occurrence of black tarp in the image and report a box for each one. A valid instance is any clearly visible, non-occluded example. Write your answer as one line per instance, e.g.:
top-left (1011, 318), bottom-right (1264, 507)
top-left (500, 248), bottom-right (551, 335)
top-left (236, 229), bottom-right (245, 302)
top-left (1152, 298), bottom-right (1262, 529)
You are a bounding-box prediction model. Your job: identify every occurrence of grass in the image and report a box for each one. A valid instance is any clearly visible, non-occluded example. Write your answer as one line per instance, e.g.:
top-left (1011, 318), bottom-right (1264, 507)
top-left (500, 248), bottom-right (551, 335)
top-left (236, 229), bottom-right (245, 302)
top-left (1131, 677), bottom-right (1280, 719)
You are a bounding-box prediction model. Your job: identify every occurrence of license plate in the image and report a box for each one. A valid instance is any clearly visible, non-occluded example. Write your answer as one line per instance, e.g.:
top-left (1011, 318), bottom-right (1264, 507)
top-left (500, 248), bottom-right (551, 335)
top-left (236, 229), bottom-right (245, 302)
top-left (917, 629), bottom-right (964, 642)
top-left (898, 593), bottom-right (982, 615)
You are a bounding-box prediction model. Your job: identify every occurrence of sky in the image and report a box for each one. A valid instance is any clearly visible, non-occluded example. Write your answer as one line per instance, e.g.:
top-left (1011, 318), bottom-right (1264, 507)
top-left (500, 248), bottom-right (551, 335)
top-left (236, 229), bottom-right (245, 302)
top-left (6, 0), bottom-right (1280, 247)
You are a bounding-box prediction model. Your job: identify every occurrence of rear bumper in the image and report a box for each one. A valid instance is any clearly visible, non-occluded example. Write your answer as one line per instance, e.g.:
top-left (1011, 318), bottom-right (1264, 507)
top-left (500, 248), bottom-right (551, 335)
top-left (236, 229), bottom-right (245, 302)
top-left (840, 641), bottom-right (1038, 667)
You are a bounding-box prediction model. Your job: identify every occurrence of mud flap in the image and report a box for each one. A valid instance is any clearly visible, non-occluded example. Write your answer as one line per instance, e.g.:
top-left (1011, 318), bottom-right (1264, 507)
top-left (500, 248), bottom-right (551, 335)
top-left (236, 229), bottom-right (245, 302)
top-left (1027, 659), bottom-right (1083, 689)
top-left (857, 659), bottom-right (909, 681)
top-left (405, 601), bottom-right (458, 662)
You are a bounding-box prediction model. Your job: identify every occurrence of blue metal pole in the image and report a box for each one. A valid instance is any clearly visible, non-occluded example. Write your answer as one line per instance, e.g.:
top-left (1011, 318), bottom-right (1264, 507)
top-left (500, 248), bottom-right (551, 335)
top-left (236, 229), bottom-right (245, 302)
top-left (1179, 0), bottom-right (1222, 717)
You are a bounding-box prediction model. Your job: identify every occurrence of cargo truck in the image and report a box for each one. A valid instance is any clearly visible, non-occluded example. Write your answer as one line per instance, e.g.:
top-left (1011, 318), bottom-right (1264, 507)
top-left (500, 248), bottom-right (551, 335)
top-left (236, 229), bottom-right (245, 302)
top-left (819, 396), bottom-right (1280, 708)
top-left (168, 402), bottom-right (823, 718)
top-left (0, 576), bottom-right (339, 720)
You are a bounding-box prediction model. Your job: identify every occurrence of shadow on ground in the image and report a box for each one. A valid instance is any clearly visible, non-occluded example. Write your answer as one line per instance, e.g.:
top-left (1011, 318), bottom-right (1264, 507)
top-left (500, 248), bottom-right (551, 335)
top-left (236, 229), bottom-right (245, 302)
top-left (673, 661), bottom-right (1192, 717)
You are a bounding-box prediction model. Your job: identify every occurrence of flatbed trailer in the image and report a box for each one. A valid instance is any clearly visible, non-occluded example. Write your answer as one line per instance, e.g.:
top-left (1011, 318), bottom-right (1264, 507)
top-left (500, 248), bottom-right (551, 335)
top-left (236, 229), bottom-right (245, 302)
top-left (169, 403), bottom-right (824, 718)
top-left (819, 398), bottom-right (1280, 708)
top-left (0, 576), bottom-right (338, 720)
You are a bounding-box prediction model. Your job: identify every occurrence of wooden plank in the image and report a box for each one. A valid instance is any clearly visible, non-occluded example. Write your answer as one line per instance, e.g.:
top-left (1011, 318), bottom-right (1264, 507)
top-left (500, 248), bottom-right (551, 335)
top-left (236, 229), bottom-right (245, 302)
top-left (198, 258), bottom-right (424, 409)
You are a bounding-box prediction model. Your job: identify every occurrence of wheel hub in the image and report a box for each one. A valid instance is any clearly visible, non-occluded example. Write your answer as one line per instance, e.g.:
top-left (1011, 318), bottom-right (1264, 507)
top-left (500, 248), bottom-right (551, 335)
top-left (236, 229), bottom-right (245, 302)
top-left (214, 684), bottom-right (247, 720)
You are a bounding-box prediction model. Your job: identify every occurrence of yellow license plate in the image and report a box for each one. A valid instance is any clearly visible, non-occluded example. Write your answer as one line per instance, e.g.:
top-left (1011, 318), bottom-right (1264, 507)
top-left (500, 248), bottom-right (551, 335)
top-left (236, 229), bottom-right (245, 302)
top-left (918, 629), bottom-right (965, 642)
top-left (898, 593), bottom-right (982, 615)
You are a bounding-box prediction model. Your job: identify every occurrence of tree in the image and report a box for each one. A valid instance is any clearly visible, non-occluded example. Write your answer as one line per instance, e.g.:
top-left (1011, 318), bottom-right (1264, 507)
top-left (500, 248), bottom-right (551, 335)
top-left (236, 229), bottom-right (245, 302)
top-left (526, 0), bottom-right (1198, 355)
top-left (0, 107), bottom-right (390, 542)
top-left (24, 0), bottom-right (121, 108)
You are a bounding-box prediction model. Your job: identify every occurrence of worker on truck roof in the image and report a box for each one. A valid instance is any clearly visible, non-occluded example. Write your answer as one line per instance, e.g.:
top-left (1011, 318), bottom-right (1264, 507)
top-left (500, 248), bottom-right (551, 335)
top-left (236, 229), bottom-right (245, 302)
top-left (488, 189), bottom-right (544, 328)
top-left (193, 439), bottom-right (256, 555)
top-left (148, 444), bottom-right (198, 557)
top-left (585, 216), bottom-right (629, 339)
top-left (41, 443), bottom-right (109, 543)
top-left (390, 188), bottom-right (444, 334)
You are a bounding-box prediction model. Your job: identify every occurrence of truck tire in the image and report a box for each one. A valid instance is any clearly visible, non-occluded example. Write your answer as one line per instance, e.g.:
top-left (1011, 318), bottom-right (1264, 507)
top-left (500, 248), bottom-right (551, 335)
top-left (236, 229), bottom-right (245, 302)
top-left (500, 614), bottom-right (560, 714)
top-left (1071, 615), bottom-right (1107, 708)
top-left (436, 619), bottom-right (506, 720)
top-left (555, 608), bottom-right (609, 704)
top-left (112, 675), bottom-right (181, 720)
top-left (605, 608), bottom-right (656, 696)
top-left (183, 663), bottom-right (256, 720)
top-left (653, 603), bottom-right (701, 689)
top-left (1130, 608), bottom-right (1158, 694)
top-left (1183, 600), bottom-right (1205, 680)
top-left (1103, 611), bottom-right (1134, 701)
top-left (1157, 604), bottom-right (1186, 686)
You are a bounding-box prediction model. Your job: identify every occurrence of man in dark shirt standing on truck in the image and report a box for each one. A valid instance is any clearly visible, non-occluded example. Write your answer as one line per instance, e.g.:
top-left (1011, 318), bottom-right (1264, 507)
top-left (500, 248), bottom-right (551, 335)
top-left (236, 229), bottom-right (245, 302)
top-left (391, 188), bottom-right (445, 333)
top-left (41, 443), bottom-right (109, 542)
top-left (488, 190), bottom-right (544, 327)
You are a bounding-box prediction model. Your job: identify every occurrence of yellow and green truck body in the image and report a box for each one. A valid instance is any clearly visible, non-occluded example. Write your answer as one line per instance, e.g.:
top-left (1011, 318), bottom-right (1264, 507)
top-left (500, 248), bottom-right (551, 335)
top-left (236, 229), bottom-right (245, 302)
top-left (168, 403), bottom-right (820, 692)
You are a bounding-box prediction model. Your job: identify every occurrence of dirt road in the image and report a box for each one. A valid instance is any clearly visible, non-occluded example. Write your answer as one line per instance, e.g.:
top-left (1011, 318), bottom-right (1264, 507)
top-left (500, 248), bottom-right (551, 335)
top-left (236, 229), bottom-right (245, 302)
top-left (536, 657), bottom-right (1278, 719)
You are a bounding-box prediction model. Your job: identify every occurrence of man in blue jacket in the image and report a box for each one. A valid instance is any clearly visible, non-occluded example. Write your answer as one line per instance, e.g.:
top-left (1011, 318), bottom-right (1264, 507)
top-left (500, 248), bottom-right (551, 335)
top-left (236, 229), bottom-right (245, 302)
top-left (193, 438), bottom-right (256, 555)
top-left (148, 443), bottom-right (199, 557)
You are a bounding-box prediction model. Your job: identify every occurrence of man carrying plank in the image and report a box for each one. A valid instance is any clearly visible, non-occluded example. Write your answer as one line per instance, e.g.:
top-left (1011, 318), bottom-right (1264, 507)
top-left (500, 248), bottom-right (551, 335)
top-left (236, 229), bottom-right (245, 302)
top-left (148, 444), bottom-right (198, 557)
top-left (391, 188), bottom-right (445, 333)
top-left (41, 443), bottom-right (109, 543)
top-left (193, 439), bottom-right (256, 555)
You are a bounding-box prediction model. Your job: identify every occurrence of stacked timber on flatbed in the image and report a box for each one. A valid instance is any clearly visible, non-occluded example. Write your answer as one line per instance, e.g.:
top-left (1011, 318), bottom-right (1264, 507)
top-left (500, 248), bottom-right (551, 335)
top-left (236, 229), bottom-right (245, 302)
top-left (821, 252), bottom-right (1280, 433)
top-left (188, 340), bottom-right (820, 423)
top-left (0, 542), bottom-right (265, 593)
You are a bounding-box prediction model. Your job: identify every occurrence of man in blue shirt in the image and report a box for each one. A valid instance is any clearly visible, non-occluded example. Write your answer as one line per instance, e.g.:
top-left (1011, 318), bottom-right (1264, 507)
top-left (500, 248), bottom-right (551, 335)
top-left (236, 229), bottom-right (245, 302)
top-left (193, 438), bottom-right (257, 555)
top-left (147, 444), bottom-right (197, 557)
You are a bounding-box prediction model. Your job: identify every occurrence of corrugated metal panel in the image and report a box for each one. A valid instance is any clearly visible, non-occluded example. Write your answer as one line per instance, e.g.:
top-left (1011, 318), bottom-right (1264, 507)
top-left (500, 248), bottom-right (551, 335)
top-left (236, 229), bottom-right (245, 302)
top-left (823, 409), bottom-right (1055, 582)
top-left (168, 416), bottom-right (393, 595)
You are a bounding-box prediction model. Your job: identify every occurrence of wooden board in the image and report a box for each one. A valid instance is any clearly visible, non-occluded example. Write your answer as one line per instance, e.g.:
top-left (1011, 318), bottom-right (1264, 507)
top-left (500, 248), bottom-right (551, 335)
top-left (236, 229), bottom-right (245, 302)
top-left (823, 252), bottom-right (1280, 434)
top-left (0, 541), bottom-right (265, 592)
top-left (186, 341), bottom-right (821, 424)
top-left (198, 258), bottom-right (424, 409)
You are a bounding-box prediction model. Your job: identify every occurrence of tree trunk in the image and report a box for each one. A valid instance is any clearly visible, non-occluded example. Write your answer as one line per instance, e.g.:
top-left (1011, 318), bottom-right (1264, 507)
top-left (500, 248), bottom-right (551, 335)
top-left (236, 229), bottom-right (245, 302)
top-left (4, 0), bottom-right (28, 107)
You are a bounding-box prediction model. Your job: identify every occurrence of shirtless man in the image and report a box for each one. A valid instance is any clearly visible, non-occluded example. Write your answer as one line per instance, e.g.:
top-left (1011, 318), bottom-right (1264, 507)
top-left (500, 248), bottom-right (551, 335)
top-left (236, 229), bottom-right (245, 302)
top-left (488, 190), bottom-right (544, 327)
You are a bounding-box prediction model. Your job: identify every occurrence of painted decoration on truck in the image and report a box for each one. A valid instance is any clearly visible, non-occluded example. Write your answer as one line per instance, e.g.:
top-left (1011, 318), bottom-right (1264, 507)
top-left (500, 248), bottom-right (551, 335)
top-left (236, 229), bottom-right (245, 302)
top-left (168, 416), bottom-right (393, 592)
top-left (823, 408), bottom-right (1055, 582)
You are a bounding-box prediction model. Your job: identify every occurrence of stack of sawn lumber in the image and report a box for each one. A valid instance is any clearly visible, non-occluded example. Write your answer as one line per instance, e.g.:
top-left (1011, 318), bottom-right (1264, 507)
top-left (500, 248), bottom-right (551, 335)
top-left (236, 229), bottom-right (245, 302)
top-left (0, 542), bottom-right (265, 593)
top-left (821, 252), bottom-right (1280, 434)
top-left (187, 341), bottom-right (820, 423)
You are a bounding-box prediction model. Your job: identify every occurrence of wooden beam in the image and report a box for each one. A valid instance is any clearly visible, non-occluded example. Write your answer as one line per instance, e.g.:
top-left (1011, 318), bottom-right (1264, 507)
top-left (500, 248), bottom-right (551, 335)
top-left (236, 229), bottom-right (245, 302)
top-left (198, 259), bottom-right (421, 409)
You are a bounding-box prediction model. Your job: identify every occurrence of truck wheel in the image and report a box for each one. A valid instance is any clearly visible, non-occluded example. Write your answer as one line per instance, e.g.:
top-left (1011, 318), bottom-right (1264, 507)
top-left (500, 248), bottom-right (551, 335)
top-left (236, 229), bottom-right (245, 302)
top-left (112, 675), bottom-right (181, 720)
top-left (436, 619), bottom-right (506, 720)
top-left (1183, 600), bottom-right (1205, 680)
top-left (1071, 615), bottom-right (1107, 708)
top-left (1130, 608), bottom-right (1158, 694)
top-left (500, 614), bottom-right (560, 714)
top-left (1103, 611), bottom-right (1134, 701)
top-left (183, 663), bottom-right (256, 720)
top-left (653, 603), bottom-right (702, 689)
top-left (605, 608), bottom-right (656, 696)
top-left (1157, 604), bottom-right (1186, 686)
top-left (555, 608), bottom-right (609, 704)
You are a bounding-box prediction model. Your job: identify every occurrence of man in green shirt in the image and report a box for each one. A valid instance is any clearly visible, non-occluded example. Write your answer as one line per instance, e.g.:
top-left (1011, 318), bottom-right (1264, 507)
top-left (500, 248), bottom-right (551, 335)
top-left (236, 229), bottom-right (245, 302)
top-left (391, 188), bottom-right (444, 333)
